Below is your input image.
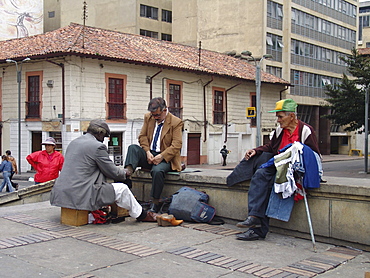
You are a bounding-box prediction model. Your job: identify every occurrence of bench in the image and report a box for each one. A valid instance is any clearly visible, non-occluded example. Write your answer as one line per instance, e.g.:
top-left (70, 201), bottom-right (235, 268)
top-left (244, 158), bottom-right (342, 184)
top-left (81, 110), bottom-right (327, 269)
top-left (61, 204), bottom-right (130, 226)
top-left (61, 207), bottom-right (89, 226)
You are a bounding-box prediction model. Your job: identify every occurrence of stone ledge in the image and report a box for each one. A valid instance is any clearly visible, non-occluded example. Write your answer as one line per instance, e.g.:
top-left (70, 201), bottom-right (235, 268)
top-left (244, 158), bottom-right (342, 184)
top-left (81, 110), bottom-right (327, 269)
top-left (132, 169), bottom-right (370, 251)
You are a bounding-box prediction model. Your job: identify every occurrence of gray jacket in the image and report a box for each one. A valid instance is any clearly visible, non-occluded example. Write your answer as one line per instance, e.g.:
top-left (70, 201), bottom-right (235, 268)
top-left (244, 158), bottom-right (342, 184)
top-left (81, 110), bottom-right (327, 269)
top-left (50, 133), bottom-right (127, 211)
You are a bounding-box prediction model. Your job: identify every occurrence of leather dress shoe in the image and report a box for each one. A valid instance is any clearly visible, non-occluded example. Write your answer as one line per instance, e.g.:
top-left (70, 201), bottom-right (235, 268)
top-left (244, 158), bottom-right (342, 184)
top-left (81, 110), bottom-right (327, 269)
top-left (236, 229), bottom-right (264, 241)
top-left (236, 216), bottom-right (261, 228)
top-left (138, 211), bottom-right (158, 222)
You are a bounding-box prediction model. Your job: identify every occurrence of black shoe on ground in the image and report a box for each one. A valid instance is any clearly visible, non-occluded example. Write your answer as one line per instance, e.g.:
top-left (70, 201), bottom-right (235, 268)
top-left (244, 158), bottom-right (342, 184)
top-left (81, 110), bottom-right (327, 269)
top-left (236, 216), bottom-right (261, 228)
top-left (236, 229), bottom-right (264, 241)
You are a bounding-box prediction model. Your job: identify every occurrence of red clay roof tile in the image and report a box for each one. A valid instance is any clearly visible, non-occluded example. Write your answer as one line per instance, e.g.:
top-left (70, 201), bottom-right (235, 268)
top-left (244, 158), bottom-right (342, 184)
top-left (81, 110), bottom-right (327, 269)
top-left (0, 23), bottom-right (289, 85)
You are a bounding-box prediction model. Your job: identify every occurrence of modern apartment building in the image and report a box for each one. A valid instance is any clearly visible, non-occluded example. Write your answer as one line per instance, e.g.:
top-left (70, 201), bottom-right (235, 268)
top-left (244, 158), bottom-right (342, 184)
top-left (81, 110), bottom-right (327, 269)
top-left (44, 0), bottom-right (173, 41)
top-left (172, 0), bottom-right (359, 155)
top-left (359, 0), bottom-right (370, 47)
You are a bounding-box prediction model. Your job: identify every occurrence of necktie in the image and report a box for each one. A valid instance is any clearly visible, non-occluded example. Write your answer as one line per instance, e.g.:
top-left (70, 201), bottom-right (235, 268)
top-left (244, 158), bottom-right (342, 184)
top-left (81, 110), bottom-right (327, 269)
top-left (152, 123), bottom-right (163, 151)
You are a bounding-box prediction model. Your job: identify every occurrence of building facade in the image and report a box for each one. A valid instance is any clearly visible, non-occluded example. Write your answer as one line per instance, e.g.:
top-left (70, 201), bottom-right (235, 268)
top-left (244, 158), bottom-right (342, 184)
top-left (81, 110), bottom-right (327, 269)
top-left (172, 0), bottom-right (359, 155)
top-left (0, 24), bottom-right (288, 172)
top-left (43, 0), bottom-right (361, 155)
top-left (44, 0), bottom-right (172, 41)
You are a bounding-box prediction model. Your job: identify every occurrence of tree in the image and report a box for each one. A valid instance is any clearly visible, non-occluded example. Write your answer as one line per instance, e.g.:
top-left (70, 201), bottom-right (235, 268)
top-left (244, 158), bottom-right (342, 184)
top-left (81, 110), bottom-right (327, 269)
top-left (324, 48), bottom-right (370, 133)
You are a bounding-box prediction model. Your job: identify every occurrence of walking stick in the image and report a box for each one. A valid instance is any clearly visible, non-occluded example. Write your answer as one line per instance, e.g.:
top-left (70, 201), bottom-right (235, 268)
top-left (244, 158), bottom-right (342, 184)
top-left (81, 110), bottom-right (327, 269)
top-left (302, 186), bottom-right (317, 252)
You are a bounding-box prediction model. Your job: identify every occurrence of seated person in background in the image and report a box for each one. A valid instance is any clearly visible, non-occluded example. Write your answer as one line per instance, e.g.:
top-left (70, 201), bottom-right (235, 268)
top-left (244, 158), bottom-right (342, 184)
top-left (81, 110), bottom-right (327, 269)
top-left (50, 119), bottom-right (157, 222)
top-left (228, 99), bottom-right (320, 241)
top-left (124, 97), bottom-right (183, 213)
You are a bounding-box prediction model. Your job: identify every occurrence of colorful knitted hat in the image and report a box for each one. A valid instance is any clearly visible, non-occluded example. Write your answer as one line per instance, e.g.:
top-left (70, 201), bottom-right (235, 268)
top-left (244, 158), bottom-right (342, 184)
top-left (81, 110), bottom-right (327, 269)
top-left (268, 99), bottom-right (297, 113)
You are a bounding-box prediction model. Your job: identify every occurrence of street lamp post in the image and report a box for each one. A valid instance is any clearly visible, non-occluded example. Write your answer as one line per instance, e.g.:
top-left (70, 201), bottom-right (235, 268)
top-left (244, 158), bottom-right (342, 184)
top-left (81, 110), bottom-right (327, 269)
top-left (242, 51), bottom-right (273, 147)
top-left (6, 57), bottom-right (31, 175)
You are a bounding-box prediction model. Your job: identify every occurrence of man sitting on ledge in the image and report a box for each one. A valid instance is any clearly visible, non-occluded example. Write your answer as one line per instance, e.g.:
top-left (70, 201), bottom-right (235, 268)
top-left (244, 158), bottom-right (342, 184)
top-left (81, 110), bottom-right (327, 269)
top-left (50, 119), bottom-right (157, 222)
top-left (227, 99), bottom-right (320, 241)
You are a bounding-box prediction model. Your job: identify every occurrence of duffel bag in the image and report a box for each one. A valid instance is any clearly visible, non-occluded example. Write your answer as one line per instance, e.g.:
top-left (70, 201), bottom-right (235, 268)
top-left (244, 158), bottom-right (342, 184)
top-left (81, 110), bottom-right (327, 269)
top-left (168, 186), bottom-right (215, 223)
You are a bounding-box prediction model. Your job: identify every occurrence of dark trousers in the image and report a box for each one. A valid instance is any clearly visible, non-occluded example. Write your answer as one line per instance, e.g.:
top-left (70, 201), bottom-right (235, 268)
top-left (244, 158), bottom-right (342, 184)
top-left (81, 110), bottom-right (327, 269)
top-left (222, 155), bottom-right (227, 166)
top-left (227, 152), bottom-right (276, 237)
top-left (124, 144), bottom-right (172, 199)
top-left (248, 164), bottom-right (276, 238)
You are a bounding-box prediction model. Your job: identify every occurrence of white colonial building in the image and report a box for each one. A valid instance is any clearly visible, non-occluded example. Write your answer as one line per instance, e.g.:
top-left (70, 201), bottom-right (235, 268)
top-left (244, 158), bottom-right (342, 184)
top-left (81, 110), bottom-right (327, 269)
top-left (0, 23), bottom-right (289, 172)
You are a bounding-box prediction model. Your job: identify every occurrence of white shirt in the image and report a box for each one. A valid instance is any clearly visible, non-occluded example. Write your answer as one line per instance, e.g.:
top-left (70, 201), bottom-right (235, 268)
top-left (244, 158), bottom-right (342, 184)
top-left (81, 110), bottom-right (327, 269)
top-left (151, 120), bottom-right (164, 152)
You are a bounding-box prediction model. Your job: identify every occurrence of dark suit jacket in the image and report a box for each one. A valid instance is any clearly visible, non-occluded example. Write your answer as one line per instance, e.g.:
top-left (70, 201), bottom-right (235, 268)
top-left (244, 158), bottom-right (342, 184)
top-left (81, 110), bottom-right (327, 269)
top-left (139, 112), bottom-right (183, 171)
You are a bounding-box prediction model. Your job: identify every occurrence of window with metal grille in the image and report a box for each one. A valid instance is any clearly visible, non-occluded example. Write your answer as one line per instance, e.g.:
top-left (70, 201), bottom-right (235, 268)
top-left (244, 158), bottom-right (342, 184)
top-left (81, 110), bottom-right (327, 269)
top-left (26, 75), bottom-right (41, 118)
top-left (168, 83), bottom-right (182, 119)
top-left (140, 29), bottom-right (158, 39)
top-left (140, 4), bottom-right (158, 20)
top-left (49, 132), bottom-right (62, 153)
top-left (162, 9), bottom-right (172, 23)
top-left (108, 78), bottom-right (125, 119)
top-left (161, 33), bottom-right (172, 41)
top-left (213, 89), bottom-right (225, 124)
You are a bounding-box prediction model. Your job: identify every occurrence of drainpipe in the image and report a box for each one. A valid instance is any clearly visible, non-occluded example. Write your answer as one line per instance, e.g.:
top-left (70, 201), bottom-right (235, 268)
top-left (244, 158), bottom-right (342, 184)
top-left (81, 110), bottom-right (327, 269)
top-left (224, 83), bottom-right (241, 143)
top-left (203, 77), bottom-right (214, 142)
top-left (279, 86), bottom-right (289, 100)
top-left (46, 60), bottom-right (65, 124)
top-left (149, 69), bottom-right (162, 100)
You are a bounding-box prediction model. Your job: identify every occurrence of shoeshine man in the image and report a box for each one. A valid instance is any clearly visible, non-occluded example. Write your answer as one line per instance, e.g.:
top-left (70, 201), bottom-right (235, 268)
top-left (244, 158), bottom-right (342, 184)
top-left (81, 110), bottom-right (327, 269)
top-left (124, 97), bottom-right (183, 212)
top-left (50, 119), bottom-right (158, 222)
top-left (227, 99), bottom-right (321, 241)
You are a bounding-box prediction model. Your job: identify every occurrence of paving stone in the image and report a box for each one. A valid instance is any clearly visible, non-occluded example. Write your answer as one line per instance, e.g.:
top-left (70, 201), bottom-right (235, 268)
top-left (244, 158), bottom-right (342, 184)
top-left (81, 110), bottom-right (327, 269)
top-left (289, 263), bottom-right (325, 274)
top-left (244, 265), bottom-right (268, 275)
top-left (198, 253), bottom-right (224, 263)
top-left (237, 262), bottom-right (261, 272)
top-left (125, 245), bottom-right (151, 254)
top-left (299, 259), bottom-right (334, 271)
top-left (253, 267), bottom-right (280, 277)
top-left (206, 256), bottom-right (229, 264)
top-left (327, 246), bottom-right (362, 256)
top-left (185, 250), bottom-right (209, 259)
top-left (135, 249), bottom-right (163, 257)
top-left (119, 244), bottom-right (143, 251)
top-left (0, 240), bottom-right (16, 247)
top-left (12, 235), bottom-right (37, 244)
top-left (258, 269), bottom-right (284, 278)
top-left (192, 252), bottom-right (220, 262)
top-left (21, 234), bottom-right (44, 243)
top-left (306, 255), bottom-right (342, 266)
top-left (227, 261), bottom-right (254, 270)
top-left (281, 266), bottom-right (316, 277)
top-left (179, 249), bottom-right (204, 257)
top-left (213, 257), bottom-right (237, 266)
top-left (87, 236), bottom-right (111, 244)
top-left (323, 251), bottom-right (355, 260)
top-left (222, 259), bottom-right (247, 268)
top-left (167, 246), bottom-right (196, 255)
top-left (99, 239), bottom-right (126, 248)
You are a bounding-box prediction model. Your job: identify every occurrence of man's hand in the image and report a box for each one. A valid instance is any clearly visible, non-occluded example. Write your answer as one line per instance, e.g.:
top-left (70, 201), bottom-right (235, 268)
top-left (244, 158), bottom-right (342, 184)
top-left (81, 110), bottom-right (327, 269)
top-left (146, 151), bottom-right (154, 164)
top-left (244, 149), bottom-right (256, 160)
top-left (151, 154), bottom-right (164, 165)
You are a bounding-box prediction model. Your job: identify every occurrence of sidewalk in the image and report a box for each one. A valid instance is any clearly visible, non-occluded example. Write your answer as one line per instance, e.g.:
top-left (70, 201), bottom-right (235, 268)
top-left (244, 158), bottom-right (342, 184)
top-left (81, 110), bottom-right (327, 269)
top-left (0, 155), bottom-right (368, 277)
top-left (0, 201), bottom-right (368, 278)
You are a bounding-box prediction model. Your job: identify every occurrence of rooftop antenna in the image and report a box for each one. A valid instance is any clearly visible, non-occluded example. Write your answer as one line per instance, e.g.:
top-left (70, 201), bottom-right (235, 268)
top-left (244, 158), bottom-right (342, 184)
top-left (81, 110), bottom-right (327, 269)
top-left (82, 1), bottom-right (88, 48)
